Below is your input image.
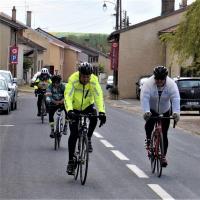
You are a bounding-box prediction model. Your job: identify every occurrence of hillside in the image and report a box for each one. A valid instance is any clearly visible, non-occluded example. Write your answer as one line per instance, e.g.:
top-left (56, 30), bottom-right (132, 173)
top-left (51, 32), bottom-right (111, 54)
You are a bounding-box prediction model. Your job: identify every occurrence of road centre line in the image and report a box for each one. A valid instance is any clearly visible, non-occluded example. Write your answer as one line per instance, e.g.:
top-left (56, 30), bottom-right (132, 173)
top-left (111, 150), bottom-right (129, 160)
top-left (100, 139), bottom-right (114, 148)
top-left (126, 164), bottom-right (149, 178)
top-left (0, 125), bottom-right (14, 127)
top-left (119, 100), bottom-right (130, 104)
top-left (93, 131), bottom-right (104, 138)
top-left (148, 184), bottom-right (175, 200)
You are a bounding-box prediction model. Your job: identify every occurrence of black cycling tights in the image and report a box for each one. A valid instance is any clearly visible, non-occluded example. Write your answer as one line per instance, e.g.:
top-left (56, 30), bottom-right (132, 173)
top-left (68, 105), bottom-right (97, 161)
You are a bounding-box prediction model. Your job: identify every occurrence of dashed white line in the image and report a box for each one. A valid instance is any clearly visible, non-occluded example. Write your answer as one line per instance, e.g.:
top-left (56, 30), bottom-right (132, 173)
top-left (111, 150), bottom-right (129, 160)
top-left (93, 131), bottom-right (104, 138)
top-left (119, 100), bottom-right (130, 104)
top-left (148, 184), bottom-right (175, 200)
top-left (100, 139), bottom-right (114, 148)
top-left (0, 125), bottom-right (14, 127)
top-left (126, 164), bottom-right (149, 178)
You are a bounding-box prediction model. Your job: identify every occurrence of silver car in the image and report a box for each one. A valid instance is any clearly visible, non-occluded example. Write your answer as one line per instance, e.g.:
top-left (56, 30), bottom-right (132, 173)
top-left (0, 70), bottom-right (18, 110)
top-left (0, 76), bottom-right (11, 114)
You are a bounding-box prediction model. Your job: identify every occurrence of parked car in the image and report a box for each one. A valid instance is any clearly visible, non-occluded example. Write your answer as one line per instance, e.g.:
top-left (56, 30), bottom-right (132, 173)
top-left (174, 77), bottom-right (200, 112)
top-left (0, 75), bottom-right (11, 114)
top-left (106, 75), bottom-right (113, 90)
top-left (135, 75), bottom-right (151, 99)
top-left (0, 70), bottom-right (18, 110)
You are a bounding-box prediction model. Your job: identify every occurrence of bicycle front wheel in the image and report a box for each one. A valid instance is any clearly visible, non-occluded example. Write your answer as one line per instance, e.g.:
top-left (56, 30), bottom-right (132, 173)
top-left (41, 100), bottom-right (45, 124)
top-left (80, 136), bottom-right (89, 185)
top-left (156, 132), bottom-right (164, 177)
top-left (74, 138), bottom-right (80, 180)
top-left (150, 133), bottom-right (156, 174)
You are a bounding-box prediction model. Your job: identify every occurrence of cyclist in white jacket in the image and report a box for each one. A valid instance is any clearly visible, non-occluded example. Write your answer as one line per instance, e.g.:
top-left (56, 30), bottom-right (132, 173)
top-left (140, 66), bottom-right (180, 167)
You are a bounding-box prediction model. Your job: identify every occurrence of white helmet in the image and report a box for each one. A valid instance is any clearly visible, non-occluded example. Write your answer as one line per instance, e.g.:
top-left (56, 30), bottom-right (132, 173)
top-left (41, 68), bottom-right (49, 74)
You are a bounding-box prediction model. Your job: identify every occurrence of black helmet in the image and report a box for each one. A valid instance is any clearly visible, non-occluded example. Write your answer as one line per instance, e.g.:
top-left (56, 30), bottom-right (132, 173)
top-left (153, 66), bottom-right (168, 80)
top-left (51, 75), bottom-right (61, 84)
top-left (78, 62), bottom-right (93, 75)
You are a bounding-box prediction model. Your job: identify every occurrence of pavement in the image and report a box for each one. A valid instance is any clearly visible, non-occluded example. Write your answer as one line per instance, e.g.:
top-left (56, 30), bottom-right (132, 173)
top-left (18, 84), bottom-right (200, 136)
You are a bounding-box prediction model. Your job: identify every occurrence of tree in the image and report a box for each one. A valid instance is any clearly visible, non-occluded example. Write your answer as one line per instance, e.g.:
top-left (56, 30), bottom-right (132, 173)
top-left (160, 0), bottom-right (200, 76)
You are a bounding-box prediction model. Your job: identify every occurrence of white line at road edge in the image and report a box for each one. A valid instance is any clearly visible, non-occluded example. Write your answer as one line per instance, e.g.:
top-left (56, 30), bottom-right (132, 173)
top-left (93, 131), bottom-right (104, 138)
top-left (119, 100), bottom-right (130, 104)
top-left (126, 164), bottom-right (149, 178)
top-left (0, 125), bottom-right (14, 127)
top-left (100, 139), bottom-right (114, 148)
top-left (148, 184), bottom-right (175, 200)
top-left (111, 150), bottom-right (129, 160)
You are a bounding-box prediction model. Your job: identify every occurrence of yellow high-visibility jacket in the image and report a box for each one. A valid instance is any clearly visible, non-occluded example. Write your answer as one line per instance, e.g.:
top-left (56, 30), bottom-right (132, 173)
top-left (34, 77), bottom-right (52, 90)
top-left (64, 71), bottom-right (105, 113)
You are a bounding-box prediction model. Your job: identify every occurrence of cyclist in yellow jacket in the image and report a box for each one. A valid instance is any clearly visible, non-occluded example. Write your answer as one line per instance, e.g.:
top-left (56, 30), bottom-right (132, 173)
top-left (64, 62), bottom-right (106, 175)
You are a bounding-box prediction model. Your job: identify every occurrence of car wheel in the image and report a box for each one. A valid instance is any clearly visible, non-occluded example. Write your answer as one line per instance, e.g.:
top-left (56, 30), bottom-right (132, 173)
top-left (11, 102), bottom-right (14, 110)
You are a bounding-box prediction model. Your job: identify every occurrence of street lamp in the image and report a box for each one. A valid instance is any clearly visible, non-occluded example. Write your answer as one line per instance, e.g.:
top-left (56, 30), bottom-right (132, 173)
top-left (102, 0), bottom-right (121, 91)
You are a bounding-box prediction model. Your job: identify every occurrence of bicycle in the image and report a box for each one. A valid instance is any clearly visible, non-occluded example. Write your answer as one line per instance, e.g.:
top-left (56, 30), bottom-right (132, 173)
top-left (54, 107), bottom-right (65, 150)
top-left (73, 113), bottom-right (99, 185)
top-left (147, 115), bottom-right (175, 177)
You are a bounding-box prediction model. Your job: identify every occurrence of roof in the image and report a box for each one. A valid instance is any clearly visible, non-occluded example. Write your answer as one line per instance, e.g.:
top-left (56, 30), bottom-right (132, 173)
top-left (108, 7), bottom-right (188, 41)
top-left (0, 12), bottom-right (27, 30)
top-left (159, 24), bottom-right (178, 35)
top-left (18, 37), bottom-right (46, 51)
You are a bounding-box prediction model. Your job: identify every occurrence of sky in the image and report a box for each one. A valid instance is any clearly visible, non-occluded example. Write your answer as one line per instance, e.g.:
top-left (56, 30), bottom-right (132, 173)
top-left (0, 0), bottom-right (196, 34)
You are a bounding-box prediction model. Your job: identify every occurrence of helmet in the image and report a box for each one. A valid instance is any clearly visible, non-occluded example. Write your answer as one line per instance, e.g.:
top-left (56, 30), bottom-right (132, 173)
top-left (153, 66), bottom-right (168, 80)
top-left (78, 62), bottom-right (93, 75)
top-left (41, 68), bottom-right (49, 74)
top-left (51, 75), bottom-right (61, 84)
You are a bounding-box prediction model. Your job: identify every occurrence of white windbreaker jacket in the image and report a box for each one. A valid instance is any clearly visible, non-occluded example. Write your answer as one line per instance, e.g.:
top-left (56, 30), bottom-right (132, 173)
top-left (140, 76), bottom-right (180, 114)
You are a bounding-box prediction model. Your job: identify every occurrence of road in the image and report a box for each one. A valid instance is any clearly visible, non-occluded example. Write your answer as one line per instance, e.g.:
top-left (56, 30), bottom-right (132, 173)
top-left (1, 92), bottom-right (200, 199)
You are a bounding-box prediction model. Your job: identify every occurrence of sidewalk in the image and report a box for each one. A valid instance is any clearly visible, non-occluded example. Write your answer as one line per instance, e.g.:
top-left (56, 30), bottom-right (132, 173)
top-left (18, 84), bottom-right (34, 93)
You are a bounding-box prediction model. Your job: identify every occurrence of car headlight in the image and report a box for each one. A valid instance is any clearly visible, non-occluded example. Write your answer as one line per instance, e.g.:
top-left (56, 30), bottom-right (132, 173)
top-left (0, 96), bottom-right (8, 101)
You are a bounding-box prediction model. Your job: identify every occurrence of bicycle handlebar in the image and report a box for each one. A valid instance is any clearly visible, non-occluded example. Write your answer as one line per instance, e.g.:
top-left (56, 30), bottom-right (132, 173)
top-left (149, 115), bottom-right (177, 128)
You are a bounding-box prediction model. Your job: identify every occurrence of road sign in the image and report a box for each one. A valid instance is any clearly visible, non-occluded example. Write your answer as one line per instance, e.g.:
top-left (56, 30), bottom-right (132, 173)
top-left (9, 46), bottom-right (18, 64)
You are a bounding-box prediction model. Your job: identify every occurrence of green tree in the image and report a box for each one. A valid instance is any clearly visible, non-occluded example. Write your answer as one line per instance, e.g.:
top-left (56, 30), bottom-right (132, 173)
top-left (23, 58), bottom-right (32, 72)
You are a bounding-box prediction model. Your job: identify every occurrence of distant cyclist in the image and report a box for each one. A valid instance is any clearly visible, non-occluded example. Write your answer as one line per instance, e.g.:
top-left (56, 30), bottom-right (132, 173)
top-left (64, 62), bottom-right (106, 175)
top-left (140, 65), bottom-right (180, 167)
top-left (34, 68), bottom-right (52, 116)
top-left (46, 74), bottom-right (68, 138)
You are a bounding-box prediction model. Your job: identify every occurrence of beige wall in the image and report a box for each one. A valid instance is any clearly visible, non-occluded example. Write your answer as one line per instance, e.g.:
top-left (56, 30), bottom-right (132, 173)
top-left (63, 48), bottom-right (79, 82)
top-left (0, 23), bottom-right (10, 69)
top-left (98, 54), bottom-right (111, 76)
top-left (118, 11), bottom-right (185, 98)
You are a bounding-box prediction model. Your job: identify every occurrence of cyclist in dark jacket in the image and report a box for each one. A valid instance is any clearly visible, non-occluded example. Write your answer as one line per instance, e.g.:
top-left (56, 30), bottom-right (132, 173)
top-left (46, 75), bottom-right (68, 138)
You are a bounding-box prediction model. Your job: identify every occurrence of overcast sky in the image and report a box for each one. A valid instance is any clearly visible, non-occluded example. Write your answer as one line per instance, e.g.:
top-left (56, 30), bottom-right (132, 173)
top-left (0, 0), bottom-right (196, 34)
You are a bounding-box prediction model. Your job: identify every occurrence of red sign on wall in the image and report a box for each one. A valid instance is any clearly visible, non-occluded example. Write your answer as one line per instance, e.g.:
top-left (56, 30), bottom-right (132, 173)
top-left (9, 46), bottom-right (18, 64)
top-left (110, 42), bottom-right (119, 70)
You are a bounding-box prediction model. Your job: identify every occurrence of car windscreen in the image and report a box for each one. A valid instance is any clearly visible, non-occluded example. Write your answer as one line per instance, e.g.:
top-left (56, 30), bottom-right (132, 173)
top-left (0, 73), bottom-right (11, 83)
top-left (177, 80), bottom-right (200, 88)
top-left (0, 80), bottom-right (7, 90)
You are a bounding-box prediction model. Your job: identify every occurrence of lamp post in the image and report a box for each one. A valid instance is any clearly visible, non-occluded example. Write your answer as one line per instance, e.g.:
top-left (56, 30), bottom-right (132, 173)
top-left (103, 0), bottom-right (121, 90)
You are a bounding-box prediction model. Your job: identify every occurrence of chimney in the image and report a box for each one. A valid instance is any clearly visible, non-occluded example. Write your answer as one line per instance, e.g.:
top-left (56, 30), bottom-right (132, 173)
top-left (26, 11), bottom-right (32, 27)
top-left (161, 0), bottom-right (175, 15)
top-left (179, 0), bottom-right (187, 8)
top-left (12, 6), bottom-right (16, 21)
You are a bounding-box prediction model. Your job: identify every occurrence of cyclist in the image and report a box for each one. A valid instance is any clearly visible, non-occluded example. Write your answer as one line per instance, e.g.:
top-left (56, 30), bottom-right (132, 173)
top-left (34, 68), bottom-right (51, 116)
top-left (46, 75), bottom-right (68, 138)
top-left (140, 65), bottom-right (180, 167)
top-left (64, 62), bottom-right (106, 175)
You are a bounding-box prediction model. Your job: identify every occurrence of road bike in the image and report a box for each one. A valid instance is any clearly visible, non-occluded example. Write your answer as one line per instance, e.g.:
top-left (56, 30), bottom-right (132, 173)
top-left (147, 115), bottom-right (175, 177)
top-left (53, 107), bottom-right (65, 150)
top-left (73, 113), bottom-right (99, 185)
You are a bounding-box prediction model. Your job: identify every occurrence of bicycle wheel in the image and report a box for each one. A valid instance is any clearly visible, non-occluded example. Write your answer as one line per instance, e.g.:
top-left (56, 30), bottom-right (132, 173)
top-left (41, 99), bottom-right (45, 124)
top-left (74, 138), bottom-right (80, 180)
top-left (156, 132), bottom-right (164, 177)
top-left (80, 136), bottom-right (89, 185)
top-left (150, 132), bottom-right (156, 174)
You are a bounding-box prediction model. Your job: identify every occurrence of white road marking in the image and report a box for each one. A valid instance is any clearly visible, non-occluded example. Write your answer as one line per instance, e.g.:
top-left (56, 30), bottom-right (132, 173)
top-left (148, 184), bottom-right (175, 200)
top-left (119, 100), bottom-right (130, 104)
top-left (100, 139), bottom-right (114, 148)
top-left (93, 132), bottom-right (103, 138)
top-left (93, 131), bottom-right (104, 138)
top-left (0, 125), bottom-right (14, 127)
top-left (111, 150), bottom-right (129, 160)
top-left (126, 164), bottom-right (149, 178)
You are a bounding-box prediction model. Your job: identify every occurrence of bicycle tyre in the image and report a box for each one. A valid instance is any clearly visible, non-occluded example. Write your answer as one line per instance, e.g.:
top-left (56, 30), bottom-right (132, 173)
top-left (150, 132), bottom-right (156, 174)
top-left (41, 99), bottom-right (45, 124)
top-left (156, 132), bottom-right (164, 177)
top-left (80, 136), bottom-right (89, 185)
top-left (74, 138), bottom-right (80, 180)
